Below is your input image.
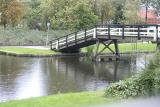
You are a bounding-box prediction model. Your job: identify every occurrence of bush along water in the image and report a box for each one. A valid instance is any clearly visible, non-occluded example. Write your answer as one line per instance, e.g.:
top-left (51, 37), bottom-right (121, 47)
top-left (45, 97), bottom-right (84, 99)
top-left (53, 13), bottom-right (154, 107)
top-left (105, 53), bottom-right (160, 98)
top-left (85, 45), bottom-right (95, 58)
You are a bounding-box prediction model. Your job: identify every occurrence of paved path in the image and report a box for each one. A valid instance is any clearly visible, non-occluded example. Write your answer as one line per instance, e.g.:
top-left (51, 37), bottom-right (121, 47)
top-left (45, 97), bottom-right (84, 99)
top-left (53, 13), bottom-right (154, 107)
top-left (17, 46), bottom-right (50, 50)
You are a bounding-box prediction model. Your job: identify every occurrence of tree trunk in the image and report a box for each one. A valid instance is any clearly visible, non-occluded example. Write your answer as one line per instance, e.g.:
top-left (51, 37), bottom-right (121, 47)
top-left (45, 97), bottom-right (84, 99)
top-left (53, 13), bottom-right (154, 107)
top-left (145, 3), bottom-right (148, 24)
top-left (3, 21), bottom-right (7, 29)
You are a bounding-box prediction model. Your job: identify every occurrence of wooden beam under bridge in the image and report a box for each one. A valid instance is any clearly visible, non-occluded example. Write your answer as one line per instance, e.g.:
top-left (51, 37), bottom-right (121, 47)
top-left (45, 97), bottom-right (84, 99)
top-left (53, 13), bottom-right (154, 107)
top-left (93, 39), bottom-right (120, 61)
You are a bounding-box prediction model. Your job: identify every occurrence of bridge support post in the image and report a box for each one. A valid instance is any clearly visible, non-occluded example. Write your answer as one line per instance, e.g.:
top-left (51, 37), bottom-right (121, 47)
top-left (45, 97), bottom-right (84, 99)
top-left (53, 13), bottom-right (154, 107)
top-left (93, 39), bottom-right (100, 58)
top-left (113, 39), bottom-right (119, 57)
top-left (93, 39), bottom-right (120, 61)
top-left (157, 43), bottom-right (160, 52)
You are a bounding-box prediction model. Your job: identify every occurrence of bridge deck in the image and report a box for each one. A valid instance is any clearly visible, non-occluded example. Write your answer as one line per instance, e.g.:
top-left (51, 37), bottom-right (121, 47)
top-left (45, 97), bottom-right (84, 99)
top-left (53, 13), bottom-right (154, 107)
top-left (50, 24), bottom-right (160, 53)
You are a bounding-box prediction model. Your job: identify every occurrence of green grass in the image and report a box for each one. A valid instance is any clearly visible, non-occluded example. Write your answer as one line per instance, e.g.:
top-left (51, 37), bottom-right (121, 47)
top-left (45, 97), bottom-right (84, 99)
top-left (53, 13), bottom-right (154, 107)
top-left (0, 91), bottom-right (117, 107)
top-left (82, 42), bottom-right (156, 53)
top-left (115, 43), bottom-right (156, 53)
top-left (0, 47), bottom-right (57, 55)
top-left (0, 43), bottom-right (156, 56)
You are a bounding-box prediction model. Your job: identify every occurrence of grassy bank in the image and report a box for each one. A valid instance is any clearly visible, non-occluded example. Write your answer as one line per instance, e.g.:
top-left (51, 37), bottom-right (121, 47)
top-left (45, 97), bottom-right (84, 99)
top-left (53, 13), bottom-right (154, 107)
top-left (0, 47), bottom-right (56, 56)
top-left (83, 42), bottom-right (156, 54)
top-left (0, 91), bottom-right (117, 107)
top-left (0, 42), bottom-right (156, 56)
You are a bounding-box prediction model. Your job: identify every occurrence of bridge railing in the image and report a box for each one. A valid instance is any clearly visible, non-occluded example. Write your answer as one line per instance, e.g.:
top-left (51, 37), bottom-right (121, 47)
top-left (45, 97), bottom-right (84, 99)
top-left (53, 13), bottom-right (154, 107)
top-left (96, 24), bottom-right (160, 40)
top-left (50, 29), bottom-right (95, 50)
top-left (50, 24), bottom-right (160, 50)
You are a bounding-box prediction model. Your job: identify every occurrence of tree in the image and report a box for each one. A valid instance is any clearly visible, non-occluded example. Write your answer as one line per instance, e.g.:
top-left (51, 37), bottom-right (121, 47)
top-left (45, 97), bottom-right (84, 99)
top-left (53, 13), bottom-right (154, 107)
top-left (112, 0), bottom-right (126, 24)
top-left (0, 0), bottom-right (24, 28)
top-left (6, 0), bottom-right (24, 27)
top-left (67, 2), bottom-right (98, 30)
top-left (96, 0), bottom-right (114, 24)
top-left (26, 7), bottom-right (42, 29)
top-left (40, 0), bottom-right (68, 29)
top-left (25, 0), bottom-right (42, 29)
top-left (40, 0), bottom-right (97, 30)
top-left (89, 0), bottom-right (114, 24)
top-left (124, 0), bottom-right (143, 24)
top-left (141, 0), bottom-right (152, 24)
top-left (0, 0), bottom-right (11, 28)
top-left (150, 0), bottom-right (160, 15)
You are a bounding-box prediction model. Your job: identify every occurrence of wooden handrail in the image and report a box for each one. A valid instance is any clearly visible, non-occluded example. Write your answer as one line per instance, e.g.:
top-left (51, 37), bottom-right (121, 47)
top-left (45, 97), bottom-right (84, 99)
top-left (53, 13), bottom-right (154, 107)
top-left (50, 24), bottom-right (160, 50)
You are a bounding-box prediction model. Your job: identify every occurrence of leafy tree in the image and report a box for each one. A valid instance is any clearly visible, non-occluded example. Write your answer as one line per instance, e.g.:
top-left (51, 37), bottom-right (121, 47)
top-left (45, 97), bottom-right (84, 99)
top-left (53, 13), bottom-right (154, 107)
top-left (24, 0), bottom-right (42, 29)
top-left (112, 0), bottom-right (126, 24)
top-left (40, 0), bottom-right (97, 30)
top-left (67, 2), bottom-right (98, 30)
top-left (89, 0), bottom-right (114, 24)
top-left (26, 7), bottom-right (42, 29)
top-left (141, 0), bottom-right (152, 23)
top-left (0, 0), bottom-right (24, 28)
top-left (40, 0), bottom-right (67, 29)
top-left (6, 0), bottom-right (24, 27)
top-left (150, 0), bottom-right (160, 15)
top-left (29, 0), bottom-right (41, 8)
top-left (99, 0), bottom-right (114, 24)
top-left (124, 0), bottom-right (143, 24)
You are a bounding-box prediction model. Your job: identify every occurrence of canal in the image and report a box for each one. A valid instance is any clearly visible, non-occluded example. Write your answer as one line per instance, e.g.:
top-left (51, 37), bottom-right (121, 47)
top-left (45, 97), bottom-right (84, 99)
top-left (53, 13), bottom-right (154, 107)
top-left (0, 53), bottom-right (154, 102)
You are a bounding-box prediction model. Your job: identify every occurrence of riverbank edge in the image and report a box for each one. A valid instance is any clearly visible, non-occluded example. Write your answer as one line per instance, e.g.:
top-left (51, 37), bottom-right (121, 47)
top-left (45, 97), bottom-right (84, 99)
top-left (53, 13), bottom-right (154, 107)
top-left (0, 50), bottom-right (156, 57)
top-left (0, 50), bottom-right (86, 57)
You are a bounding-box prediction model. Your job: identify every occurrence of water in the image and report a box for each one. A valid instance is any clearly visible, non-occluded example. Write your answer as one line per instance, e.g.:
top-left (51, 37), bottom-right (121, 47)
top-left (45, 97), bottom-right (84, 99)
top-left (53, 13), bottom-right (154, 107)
top-left (0, 53), bottom-right (153, 102)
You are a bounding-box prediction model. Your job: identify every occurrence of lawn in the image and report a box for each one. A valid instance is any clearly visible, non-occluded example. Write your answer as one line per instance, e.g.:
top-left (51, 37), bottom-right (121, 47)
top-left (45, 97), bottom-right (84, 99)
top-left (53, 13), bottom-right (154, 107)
top-left (0, 43), bottom-right (156, 56)
top-left (0, 47), bottom-right (56, 55)
top-left (82, 42), bottom-right (157, 53)
top-left (0, 91), bottom-right (117, 107)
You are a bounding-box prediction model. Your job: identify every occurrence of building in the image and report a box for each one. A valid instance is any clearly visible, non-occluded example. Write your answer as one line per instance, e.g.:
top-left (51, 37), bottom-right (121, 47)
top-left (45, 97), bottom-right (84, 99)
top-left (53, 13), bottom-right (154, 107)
top-left (138, 7), bottom-right (160, 24)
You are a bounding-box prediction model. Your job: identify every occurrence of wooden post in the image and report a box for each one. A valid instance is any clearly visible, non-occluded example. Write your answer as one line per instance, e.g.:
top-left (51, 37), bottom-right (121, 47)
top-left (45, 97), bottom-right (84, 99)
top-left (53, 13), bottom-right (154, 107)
top-left (157, 43), bottom-right (160, 52)
top-left (122, 25), bottom-right (125, 39)
top-left (114, 39), bottom-right (119, 57)
top-left (75, 32), bottom-right (77, 45)
top-left (85, 29), bottom-right (87, 41)
top-left (93, 28), bottom-right (97, 38)
top-left (156, 25), bottom-right (160, 52)
top-left (138, 26), bottom-right (141, 40)
top-left (56, 39), bottom-right (59, 50)
top-left (66, 35), bottom-right (68, 47)
top-left (108, 25), bottom-right (111, 39)
top-left (94, 39), bottom-right (100, 58)
top-left (50, 41), bottom-right (52, 50)
top-left (156, 25), bottom-right (158, 43)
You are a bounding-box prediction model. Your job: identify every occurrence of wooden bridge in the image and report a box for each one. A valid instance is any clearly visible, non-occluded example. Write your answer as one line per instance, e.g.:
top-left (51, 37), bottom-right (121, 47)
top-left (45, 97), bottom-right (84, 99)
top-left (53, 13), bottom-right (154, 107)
top-left (50, 24), bottom-right (160, 60)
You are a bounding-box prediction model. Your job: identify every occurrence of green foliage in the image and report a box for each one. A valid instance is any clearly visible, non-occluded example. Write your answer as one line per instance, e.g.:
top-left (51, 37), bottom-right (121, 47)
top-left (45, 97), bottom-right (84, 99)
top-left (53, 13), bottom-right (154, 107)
top-left (69, 2), bottom-right (98, 30)
top-left (25, 7), bottom-right (42, 29)
top-left (105, 53), bottom-right (160, 98)
top-left (150, 0), bottom-right (160, 14)
top-left (1, 0), bottom-right (158, 30)
top-left (85, 45), bottom-right (94, 56)
top-left (0, 0), bottom-right (24, 28)
top-left (124, 0), bottom-right (144, 24)
top-left (112, 0), bottom-right (126, 24)
top-left (0, 27), bottom-right (71, 45)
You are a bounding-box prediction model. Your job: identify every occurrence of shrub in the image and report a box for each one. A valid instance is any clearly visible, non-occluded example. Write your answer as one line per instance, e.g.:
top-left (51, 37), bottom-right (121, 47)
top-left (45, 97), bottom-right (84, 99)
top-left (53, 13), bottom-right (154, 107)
top-left (86, 45), bottom-right (94, 56)
top-left (105, 53), bottom-right (160, 98)
top-left (0, 27), bottom-right (71, 46)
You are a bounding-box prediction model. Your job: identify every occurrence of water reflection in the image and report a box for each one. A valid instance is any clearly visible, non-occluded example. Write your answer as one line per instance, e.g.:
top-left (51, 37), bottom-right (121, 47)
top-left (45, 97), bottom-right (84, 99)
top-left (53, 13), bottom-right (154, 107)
top-left (0, 53), bottom-right (153, 102)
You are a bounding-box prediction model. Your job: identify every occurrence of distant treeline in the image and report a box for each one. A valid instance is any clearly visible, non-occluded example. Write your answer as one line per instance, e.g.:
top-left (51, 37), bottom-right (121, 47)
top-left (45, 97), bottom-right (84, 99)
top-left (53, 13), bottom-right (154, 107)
top-left (0, 0), bottom-right (160, 30)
